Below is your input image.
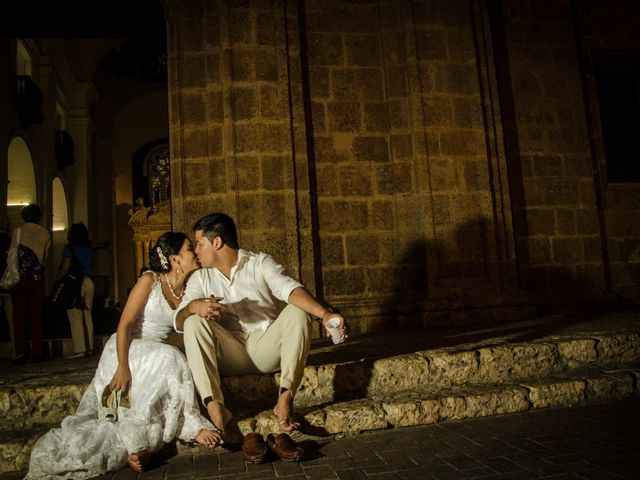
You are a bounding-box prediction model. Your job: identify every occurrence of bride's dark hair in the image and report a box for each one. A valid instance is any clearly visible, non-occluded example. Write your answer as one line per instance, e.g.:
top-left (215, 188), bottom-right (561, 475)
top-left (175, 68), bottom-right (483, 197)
top-left (148, 232), bottom-right (189, 273)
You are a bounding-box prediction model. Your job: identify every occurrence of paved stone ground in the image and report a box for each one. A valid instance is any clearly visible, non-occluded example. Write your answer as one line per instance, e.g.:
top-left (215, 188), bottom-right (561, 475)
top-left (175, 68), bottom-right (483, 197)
top-left (5, 397), bottom-right (637, 480)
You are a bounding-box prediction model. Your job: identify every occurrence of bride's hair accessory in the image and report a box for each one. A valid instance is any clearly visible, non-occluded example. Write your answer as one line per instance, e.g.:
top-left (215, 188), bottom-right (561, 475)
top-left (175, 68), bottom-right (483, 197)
top-left (156, 247), bottom-right (169, 269)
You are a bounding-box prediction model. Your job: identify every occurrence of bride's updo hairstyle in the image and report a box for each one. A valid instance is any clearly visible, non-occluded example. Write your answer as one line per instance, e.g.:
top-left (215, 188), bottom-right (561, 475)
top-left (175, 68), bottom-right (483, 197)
top-left (148, 232), bottom-right (189, 273)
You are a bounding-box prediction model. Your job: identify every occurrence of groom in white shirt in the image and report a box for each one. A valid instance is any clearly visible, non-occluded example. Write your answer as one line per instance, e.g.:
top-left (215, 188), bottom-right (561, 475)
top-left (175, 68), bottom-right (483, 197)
top-left (174, 213), bottom-right (345, 445)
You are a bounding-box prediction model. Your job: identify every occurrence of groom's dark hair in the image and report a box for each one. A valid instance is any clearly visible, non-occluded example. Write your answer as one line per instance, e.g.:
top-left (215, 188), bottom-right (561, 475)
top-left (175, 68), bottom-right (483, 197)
top-left (193, 213), bottom-right (239, 249)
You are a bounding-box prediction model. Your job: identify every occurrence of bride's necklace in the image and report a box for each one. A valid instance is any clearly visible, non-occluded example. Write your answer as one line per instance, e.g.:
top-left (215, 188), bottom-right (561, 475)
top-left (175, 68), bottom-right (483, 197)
top-left (164, 273), bottom-right (184, 300)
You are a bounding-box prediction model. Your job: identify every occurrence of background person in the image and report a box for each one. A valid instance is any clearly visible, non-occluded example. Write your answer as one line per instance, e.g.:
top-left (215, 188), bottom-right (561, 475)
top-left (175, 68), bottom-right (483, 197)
top-left (10, 204), bottom-right (51, 364)
top-left (59, 223), bottom-right (95, 358)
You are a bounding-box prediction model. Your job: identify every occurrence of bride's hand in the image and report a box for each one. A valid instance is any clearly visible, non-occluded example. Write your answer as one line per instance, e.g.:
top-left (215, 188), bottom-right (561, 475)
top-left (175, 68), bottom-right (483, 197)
top-left (109, 364), bottom-right (132, 393)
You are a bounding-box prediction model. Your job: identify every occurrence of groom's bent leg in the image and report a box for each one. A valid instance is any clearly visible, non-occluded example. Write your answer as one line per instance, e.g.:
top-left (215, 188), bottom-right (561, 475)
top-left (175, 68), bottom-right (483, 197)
top-left (246, 305), bottom-right (311, 394)
top-left (183, 315), bottom-right (256, 405)
top-left (183, 315), bottom-right (224, 404)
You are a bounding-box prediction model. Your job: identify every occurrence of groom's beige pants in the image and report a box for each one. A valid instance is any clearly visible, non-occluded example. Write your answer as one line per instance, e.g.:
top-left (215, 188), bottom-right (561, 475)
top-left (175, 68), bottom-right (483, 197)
top-left (182, 304), bottom-right (311, 405)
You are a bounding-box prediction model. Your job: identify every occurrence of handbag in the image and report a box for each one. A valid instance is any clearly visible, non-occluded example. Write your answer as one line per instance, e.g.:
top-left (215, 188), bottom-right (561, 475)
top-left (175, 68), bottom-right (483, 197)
top-left (0, 228), bottom-right (21, 289)
top-left (51, 246), bottom-right (84, 308)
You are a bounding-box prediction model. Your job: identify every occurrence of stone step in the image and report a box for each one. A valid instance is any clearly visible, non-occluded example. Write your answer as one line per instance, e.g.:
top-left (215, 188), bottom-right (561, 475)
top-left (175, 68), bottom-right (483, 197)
top-left (1, 330), bottom-right (639, 431)
top-left (2, 311), bottom-right (639, 473)
top-left (3, 365), bottom-right (638, 473)
top-left (236, 366), bottom-right (640, 437)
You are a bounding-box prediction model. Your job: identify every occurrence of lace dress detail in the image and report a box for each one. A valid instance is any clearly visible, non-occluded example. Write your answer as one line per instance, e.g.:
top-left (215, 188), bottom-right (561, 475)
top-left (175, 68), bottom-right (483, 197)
top-left (27, 273), bottom-right (213, 480)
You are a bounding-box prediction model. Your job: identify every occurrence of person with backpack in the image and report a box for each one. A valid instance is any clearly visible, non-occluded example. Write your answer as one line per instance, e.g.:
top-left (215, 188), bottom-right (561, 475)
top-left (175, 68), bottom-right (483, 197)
top-left (8, 204), bottom-right (51, 364)
top-left (59, 223), bottom-right (95, 358)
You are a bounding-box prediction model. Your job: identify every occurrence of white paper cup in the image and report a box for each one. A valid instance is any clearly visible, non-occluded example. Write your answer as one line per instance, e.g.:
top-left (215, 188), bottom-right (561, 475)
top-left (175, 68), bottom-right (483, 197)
top-left (326, 317), bottom-right (345, 344)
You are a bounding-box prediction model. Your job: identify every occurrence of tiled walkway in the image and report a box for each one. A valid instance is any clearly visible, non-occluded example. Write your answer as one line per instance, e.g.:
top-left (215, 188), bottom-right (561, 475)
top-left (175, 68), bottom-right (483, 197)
top-left (8, 396), bottom-right (635, 480)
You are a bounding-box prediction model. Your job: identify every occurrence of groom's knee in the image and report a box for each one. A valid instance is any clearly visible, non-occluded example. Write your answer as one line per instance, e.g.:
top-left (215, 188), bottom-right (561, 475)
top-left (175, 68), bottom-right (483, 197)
top-left (281, 305), bottom-right (311, 333)
top-left (183, 314), bottom-right (208, 339)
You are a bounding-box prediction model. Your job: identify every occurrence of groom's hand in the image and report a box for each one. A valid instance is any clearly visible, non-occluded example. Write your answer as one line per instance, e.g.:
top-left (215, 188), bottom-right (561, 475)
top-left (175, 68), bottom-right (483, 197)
top-left (190, 296), bottom-right (225, 322)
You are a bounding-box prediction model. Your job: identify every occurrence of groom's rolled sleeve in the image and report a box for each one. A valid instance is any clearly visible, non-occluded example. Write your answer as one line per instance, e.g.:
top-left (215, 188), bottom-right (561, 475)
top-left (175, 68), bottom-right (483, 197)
top-left (259, 254), bottom-right (303, 303)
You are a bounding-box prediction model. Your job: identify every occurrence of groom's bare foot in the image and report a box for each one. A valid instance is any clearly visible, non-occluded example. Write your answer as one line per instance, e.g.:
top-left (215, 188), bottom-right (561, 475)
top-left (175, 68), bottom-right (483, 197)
top-left (273, 388), bottom-right (300, 432)
top-left (128, 450), bottom-right (151, 473)
top-left (206, 399), bottom-right (233, 443)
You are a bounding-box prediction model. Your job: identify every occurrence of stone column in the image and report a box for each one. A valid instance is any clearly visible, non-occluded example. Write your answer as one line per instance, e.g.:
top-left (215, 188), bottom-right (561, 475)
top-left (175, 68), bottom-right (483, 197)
top-left (165, 0), bottom-right (317, 287)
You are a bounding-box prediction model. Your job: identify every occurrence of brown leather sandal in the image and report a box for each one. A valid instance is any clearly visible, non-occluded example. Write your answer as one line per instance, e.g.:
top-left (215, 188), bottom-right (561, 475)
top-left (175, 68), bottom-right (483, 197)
top-left (266, 433), bottom-right (304, 462)
top-left (242, 433), bottom-right (267, 464)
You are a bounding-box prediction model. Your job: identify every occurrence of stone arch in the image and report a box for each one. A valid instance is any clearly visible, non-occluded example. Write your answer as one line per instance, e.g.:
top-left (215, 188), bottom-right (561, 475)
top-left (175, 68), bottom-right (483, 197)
top-left (7, 136), bottom-right (37, 227)
top-left (51, 176), bottom-right (69, 231)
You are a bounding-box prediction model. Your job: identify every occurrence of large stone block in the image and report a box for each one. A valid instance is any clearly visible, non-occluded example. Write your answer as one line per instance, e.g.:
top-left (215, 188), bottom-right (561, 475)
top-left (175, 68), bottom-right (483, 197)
top-left (318, 199), bottom-right (369, 231)
top-left (339, 166), bottom-right (373, 196)
top-left (390, 134), bottom-right (414, 160)
top-left (382, 394), bottom-right (441, 427)
top-left (596, 334), bottom-right (640, 364)
top-left (0, 385), bottom-right (85, 430)
top-left (527, 208), bottom-right (556, 236)
top-left (415, 28), bottom-right (448, 61)
top-left (323, 268), bottom-right (367, 296)
top-left (228, 8), bottom-right (255, 45)
top-left (256, 48), bottom-right (279, 82)
top-left (328, 102), bottom-right (361, 132)
top-left (307, 33), bottom-right (343, 65)
top-left (386, 66), bottom-right (408, 97)
top-left (182, 129), bottom-right (209, 159)
top-left (261, 155), bottom-right (288, 190)
top-left (388, 99), bottom-right (410, 130)
top-left (346, 234), bottom-right (380, 266)
top-left (232, 87), bottom-right (258, 121)
top-left (352, 136), bottom-right (389, 162)
top-left (256, 11), bottom-right (279, 45)
top-left (344, 34), bottom-right (381, 66)
top-left (375, 163), bottom-right (413, 195)
top-left (324, 400), bottom-right (387, 434)
top-left (368, 354), bottom-right (429, 395)
top-left (423, 350), bottom-right (479, 386)
top-left (363, 102), bottom-right (389, 132)
top-left (477, 343), bottom-right (560, 382)
top-left (556, 339), bottom-right (597, 368)
top-left (235, 156), bottom-right (261, 190)
top-left (320, 235), bottom-right (345, 267)
top-left (309, 66), bottom-right (330, 98)
top-left (206, 90), bottom-right (224, 123)
top-left (435, 64), bottom-right (476, 95)
top-left (552, 237), bottom-right (584, 264)
top-left (556, 209), bottom-right (577, 235)
top-left (526, 379), bottom-right (586, 408)
top-left (230, 48), bottom-right (255, 81)
top-left (585, 372), bottom-right (634, 402)
top-left (179, 54), bottom-right (206, 88)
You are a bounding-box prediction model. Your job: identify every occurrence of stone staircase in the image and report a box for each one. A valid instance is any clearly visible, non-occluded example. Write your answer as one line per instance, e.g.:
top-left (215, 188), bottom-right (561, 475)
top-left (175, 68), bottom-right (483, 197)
top-left (1, 310), bottom-right (639, 473)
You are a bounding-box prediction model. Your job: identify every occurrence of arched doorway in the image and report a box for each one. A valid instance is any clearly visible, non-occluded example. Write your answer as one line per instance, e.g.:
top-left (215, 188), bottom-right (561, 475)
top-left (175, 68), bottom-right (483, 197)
top-left (7, 136), bottom-right (37, 227)
top-left (50, 176), bottom-right (70, 280)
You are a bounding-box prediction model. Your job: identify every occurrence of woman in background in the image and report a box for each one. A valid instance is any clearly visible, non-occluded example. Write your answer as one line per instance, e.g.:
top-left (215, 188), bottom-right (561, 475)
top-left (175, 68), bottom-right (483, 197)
top-left (10, 204), bottom-right (51, 364)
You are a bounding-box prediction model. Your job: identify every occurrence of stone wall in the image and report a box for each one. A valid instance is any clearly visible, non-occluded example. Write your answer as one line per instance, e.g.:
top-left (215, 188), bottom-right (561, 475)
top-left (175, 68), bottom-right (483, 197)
top-left (573, 1), bottom-right (640, 294)
top-left (496, 0), bottom-right (605, 297)
top-left (166, 0), bottom-right (316, 290)
top-left (164, 0), bottom-right (640, 331)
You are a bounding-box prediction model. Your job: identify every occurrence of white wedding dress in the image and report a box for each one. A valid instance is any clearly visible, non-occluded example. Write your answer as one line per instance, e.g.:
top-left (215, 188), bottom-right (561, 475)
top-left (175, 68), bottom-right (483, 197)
top-left (27, 273), bottom-right (213, 479)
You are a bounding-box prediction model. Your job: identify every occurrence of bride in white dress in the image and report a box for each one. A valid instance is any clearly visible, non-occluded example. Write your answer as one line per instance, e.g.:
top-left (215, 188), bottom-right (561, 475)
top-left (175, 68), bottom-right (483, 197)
top-left (27, 232), bottom-right (222, 479)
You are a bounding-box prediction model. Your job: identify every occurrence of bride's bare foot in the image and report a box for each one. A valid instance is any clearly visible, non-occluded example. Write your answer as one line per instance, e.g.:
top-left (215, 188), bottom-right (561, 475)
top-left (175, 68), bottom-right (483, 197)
top-left (128, 450), bottom-right (151, 473)
top-left (273, 388), bottom-right (300, 432)
top-left (196, 428), bottom-right (223, 448)
top-left (206, 399), bottom-right (233, 444)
